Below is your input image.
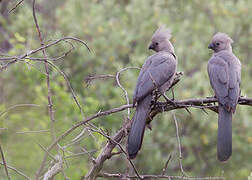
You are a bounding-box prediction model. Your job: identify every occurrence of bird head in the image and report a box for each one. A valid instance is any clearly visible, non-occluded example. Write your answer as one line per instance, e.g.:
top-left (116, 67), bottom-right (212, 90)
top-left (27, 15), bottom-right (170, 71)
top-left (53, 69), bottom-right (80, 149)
top-left (149, 25), bottom-right (174, 53)
top-left (208, 32), bottom-right (233, 53)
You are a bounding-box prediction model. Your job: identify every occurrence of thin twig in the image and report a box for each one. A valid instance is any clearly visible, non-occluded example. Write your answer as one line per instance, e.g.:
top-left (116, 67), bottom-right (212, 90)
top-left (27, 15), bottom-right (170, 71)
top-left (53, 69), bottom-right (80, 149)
top-left (162, 154), bottom-right (172, 175)
top-left (116, 67), bottom-right (140, 120)
top-left (21, 60), bottom-right (48, 75)
top-left (37, 143), bottom-right (57, 162)
top-left (32, 1), bottom-right (59, 179)
top-left (0, 37), bottom-right (90, 62)
top-left (0, 104), bottom-right (39, 118)
top-left (23, 39), bottom-right (75, 62)
top-left (46, 61), bottom-right (85, 118)
top-left (9, 0), bottom-right (25, 13)
top-left (0, 145), bottom-right (11, 180)
top-left (0, 36), bottom-right (90, 73)
top-left (109, 150), bottom-right (123, 158)
top-left (0, 59), bottom-right (18, 72)
top-left (85, 74), bottom-right (115, 86)
top-left (173, 113), bottom-right (188, 177)
top-left (64, 150), bottom-right (96, 159)
top-left (16, 130), bottom-right (50, 134)
top-left (0, 162), bottom-right (31, 180)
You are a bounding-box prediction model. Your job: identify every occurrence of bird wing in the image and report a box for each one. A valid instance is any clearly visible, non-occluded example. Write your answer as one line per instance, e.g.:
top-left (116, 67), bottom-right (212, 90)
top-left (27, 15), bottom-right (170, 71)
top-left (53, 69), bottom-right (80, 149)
top-left (133, 53), bottom-right (176, 104)
top-left (208, 55), bottom-right (240, 112)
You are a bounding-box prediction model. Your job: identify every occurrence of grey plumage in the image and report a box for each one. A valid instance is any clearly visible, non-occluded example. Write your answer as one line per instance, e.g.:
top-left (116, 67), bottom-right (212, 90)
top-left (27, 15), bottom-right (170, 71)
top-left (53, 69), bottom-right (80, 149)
top-left (128, 25), bottom-right (177, 159)
top-left (207, 32), bottom-right (241, 161)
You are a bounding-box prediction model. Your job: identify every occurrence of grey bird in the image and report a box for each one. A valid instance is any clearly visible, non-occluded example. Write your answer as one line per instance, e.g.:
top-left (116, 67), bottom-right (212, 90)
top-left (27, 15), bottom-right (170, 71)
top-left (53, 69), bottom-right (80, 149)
top-left (127, 26), bottom-right (177, 159)
top-left (207, 32), bottom-right (241, 161)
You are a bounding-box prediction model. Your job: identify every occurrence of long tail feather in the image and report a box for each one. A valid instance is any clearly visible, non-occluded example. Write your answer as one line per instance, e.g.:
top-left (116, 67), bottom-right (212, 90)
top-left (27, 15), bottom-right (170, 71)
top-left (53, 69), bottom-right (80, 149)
top-left (127, 95), bottom-right (152, 159)
top-left (217, 105), bottom-right (232, 161)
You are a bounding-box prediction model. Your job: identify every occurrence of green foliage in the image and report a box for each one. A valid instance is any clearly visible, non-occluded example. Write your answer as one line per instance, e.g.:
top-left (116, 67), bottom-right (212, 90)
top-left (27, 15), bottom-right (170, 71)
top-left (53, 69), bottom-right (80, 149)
top-left (0, 0), bottom-right (252, 179)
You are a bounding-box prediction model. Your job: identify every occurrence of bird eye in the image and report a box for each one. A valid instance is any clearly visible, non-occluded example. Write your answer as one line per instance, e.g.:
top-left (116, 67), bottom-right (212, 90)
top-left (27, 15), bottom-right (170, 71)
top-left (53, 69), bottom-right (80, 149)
top-left (216, 42), bottom-right (220, 46)
top-left (155, 42), bottom-right (159, 46)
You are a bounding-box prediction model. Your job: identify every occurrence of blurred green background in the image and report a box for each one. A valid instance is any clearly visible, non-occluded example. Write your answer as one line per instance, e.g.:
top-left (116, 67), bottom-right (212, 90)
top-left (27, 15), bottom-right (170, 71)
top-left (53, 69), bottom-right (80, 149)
top-left (0, 0), bottom-right (252, 179)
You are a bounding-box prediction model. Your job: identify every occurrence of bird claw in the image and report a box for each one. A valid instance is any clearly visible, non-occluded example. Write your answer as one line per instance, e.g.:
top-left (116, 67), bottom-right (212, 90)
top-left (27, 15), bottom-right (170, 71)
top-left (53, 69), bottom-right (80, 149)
top-left (146, 123), bottom-right (152, 130)
top-left (171, 87), bottom-right (175, 100)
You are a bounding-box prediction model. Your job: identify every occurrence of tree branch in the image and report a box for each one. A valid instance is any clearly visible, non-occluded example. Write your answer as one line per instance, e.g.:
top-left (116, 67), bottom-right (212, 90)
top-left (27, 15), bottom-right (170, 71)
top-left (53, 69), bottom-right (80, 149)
top-left (0, 145), bottom-right (11, 180)
top-left (97, 172), bottom-right (225, 179)
top-left (32, 0), bottom-right (58, 178)
top-left (0, 162), bottom-right (31, 180)
top-left (83, 95), bottom-right (251, 179)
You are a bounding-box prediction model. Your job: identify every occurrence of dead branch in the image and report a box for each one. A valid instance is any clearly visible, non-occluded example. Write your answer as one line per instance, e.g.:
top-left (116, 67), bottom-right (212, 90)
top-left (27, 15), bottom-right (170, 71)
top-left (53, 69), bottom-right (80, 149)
top-left (116, 67), bottom-right (140, 120)
top-left (84, 74), bottom-right (115, 86)
top-left (43, 155), bottom-right (63, 180)
top-left (97, 172), bottom-right (225, 179)
top-left (0, 36), bottom-right (90, 72)
top-left (0, 162), bottom-right (31, 180)
top-left (0, 145), bottom-right (11, 180)
top-left (88, 126), bottom-right (143, 179)
top-left (83, 123), bottom-right (130, 180)
top-left (8, 0), bottom-right (25, 13)
top-left (83, 95), bottom-right (251, 179)
top-left (32, 0), bottom-right (58, 178)
top-left (162, 154), bottom-right (172, 175)
top-left (173, 113), bottom-right (188, 177)
top-left (0, 104), bottom-right (39, 118)
top-left (16, 130), bottom-right (49, 134)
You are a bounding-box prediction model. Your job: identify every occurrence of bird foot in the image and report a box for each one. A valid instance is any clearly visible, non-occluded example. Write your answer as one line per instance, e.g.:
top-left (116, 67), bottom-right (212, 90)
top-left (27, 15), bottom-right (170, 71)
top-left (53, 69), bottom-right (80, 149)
top-left (171, 87), bottom-right (175, 100)
top-left (146, 123), bottom-right (152, 130)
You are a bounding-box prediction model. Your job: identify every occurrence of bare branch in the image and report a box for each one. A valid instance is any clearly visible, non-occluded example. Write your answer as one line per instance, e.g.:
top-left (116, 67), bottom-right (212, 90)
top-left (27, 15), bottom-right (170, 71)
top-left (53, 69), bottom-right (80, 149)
top-left (89, 127), bottom-right (142, 179)
top-left (0, 145), bottom-right (11, 180)
top-left (0, 59), bottom-right (18, 72)
top-left (162, 154), bottom-right (172, 175)
top-left (84, 95), bottom-right (251, 179)
top-left (8, 0), bottom-right (25, 13)
top-left (64, 150), bottom-right (96, 159)
top-left (16, 130), bottom-right (50, 134)
top-left (39, 95), bottom-right (252, 157)
top-left (46, 61), bottom-right (85, 118)
top-left (32, 1), bottom-right (59, 179)
top-left (43, 155), bottom-right (63, 180)
top-left (0, 162), bottom-right (31, 180)
top-left (0, 36), bottom-right (90, 62)
top-left (116, 67), bottom-right (140, 120)
top-left (97, 172), bottom-right (225, 179)
top-left (84, 74), bottom-right (115, 86)
top-left (84, 123), bottom-right (130, 180)
top-left (37, 143), bottom-right (57, 162)
top-left (0, 104), bottom-right (39, 118)
top-left (173, 113), bottom-right (188, 177)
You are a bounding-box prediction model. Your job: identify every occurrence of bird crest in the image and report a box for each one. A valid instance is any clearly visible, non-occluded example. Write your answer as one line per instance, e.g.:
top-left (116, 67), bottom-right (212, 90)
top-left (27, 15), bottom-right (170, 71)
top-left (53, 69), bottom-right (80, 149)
top-left (213, 32), bottom-right (233, 44)
top-left (152, 25), bottom-right (172, 41)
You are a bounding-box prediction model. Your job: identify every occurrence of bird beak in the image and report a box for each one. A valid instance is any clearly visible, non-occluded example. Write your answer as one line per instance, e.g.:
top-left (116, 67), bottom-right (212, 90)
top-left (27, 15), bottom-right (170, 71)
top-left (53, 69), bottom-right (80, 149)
top-left (208, 43), bottom-right (214, 50)
top-left (149, 43), bottom-right (154, 50)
